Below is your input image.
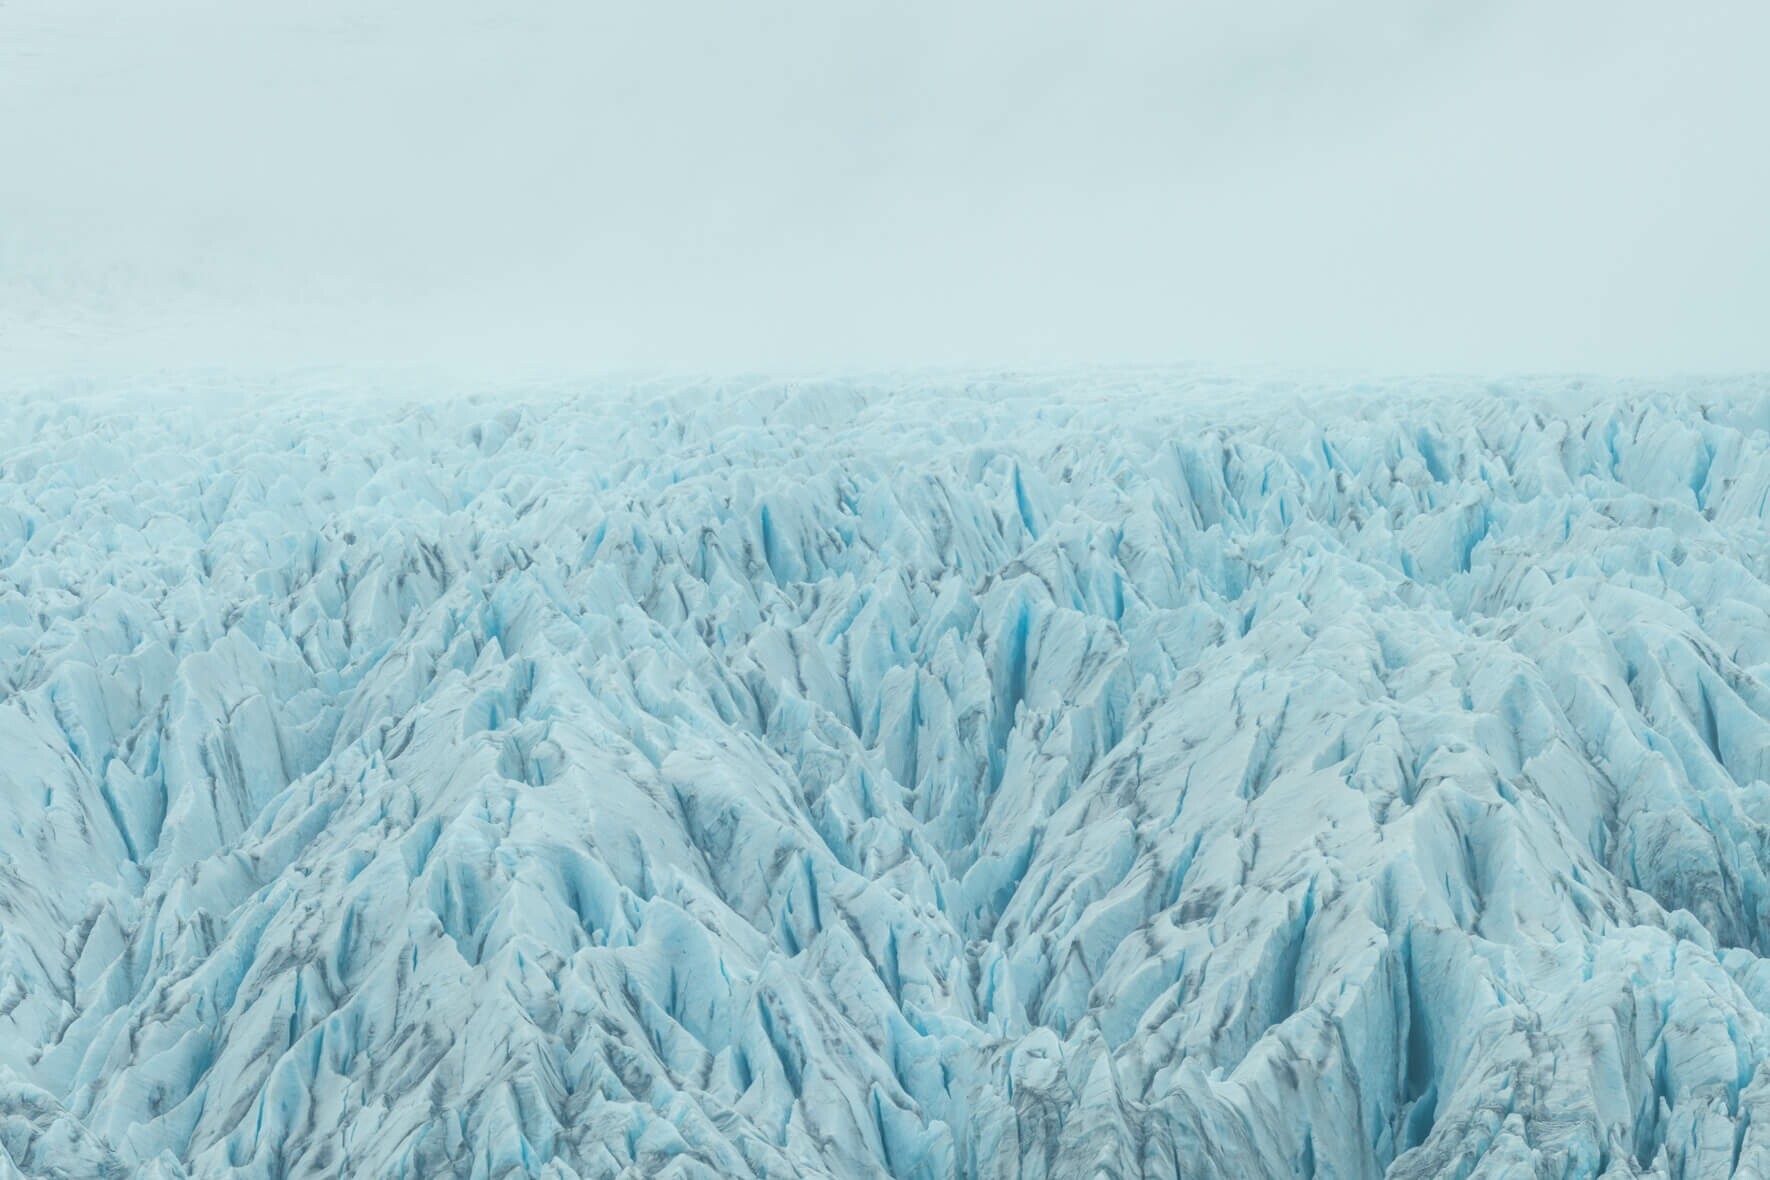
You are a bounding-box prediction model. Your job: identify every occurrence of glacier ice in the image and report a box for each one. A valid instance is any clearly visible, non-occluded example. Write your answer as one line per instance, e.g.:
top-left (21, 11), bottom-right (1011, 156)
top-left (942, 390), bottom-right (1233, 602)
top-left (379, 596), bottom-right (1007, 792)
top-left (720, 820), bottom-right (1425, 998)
top-left (5, 374), bottom-right (1770, 1177)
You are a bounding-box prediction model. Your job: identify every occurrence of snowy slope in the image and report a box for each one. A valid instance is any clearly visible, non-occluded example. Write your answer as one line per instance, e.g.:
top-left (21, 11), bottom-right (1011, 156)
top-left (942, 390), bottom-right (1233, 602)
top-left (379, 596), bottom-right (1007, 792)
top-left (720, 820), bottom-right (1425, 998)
top-left (5, 374), bottom-right (1770, 1178)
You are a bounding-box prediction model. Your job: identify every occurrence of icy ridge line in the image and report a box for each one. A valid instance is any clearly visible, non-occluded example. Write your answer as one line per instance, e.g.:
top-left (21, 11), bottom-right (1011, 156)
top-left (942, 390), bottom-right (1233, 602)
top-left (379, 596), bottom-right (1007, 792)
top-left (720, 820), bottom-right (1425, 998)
top-left (5, 377), bottom-right (1770, 1178)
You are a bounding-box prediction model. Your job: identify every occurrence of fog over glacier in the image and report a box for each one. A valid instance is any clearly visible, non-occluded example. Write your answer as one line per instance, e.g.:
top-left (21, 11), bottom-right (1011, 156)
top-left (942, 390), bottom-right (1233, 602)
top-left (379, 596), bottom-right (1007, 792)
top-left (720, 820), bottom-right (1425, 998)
top-left (5, 0), bottom-right (1770, 376)
top-left (6, 376), bottom-right (1770, 1177)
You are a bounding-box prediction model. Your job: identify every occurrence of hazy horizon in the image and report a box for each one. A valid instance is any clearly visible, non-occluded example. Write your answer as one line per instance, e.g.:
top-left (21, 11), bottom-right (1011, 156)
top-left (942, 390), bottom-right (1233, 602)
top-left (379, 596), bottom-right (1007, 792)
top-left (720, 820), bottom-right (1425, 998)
top-left (5, 0), bottom-right (1768, 381)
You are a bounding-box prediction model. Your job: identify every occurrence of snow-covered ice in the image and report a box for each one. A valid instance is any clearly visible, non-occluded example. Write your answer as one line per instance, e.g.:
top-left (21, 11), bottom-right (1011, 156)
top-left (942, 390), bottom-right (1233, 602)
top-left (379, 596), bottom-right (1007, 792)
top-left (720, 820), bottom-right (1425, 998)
top-left (5, 373), bottom-right (1770, 1178)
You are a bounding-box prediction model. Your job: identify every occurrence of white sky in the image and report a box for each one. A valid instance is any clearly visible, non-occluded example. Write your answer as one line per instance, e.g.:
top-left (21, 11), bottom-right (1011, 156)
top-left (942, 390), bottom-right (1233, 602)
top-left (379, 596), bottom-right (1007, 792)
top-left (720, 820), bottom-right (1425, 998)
top-left (3, 0), bottom-right (1767, 380)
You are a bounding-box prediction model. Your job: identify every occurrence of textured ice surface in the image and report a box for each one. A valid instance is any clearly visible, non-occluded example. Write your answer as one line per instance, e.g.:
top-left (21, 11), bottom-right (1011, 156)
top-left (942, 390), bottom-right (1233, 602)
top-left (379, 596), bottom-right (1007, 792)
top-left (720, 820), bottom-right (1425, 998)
top-left (6, 373), bottom-right (1770, 1178)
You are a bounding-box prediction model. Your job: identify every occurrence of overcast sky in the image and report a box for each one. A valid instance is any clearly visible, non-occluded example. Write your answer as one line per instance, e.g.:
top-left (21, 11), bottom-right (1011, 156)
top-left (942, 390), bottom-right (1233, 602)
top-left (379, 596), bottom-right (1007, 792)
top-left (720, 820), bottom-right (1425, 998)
top-left (3, 0), bottom-right (1767, 379)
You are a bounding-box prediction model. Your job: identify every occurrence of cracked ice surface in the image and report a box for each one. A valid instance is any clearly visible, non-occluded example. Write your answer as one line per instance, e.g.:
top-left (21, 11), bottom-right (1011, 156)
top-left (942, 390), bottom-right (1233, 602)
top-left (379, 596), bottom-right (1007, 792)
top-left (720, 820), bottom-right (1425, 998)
top-left (5, 374), bottom-right (1770, 1178)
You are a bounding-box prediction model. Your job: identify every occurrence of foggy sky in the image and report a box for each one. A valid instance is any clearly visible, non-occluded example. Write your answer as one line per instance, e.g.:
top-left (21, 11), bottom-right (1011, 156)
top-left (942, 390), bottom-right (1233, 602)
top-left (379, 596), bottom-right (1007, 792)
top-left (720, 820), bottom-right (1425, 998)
top-left (3, 0), bottom-right (1768, 380)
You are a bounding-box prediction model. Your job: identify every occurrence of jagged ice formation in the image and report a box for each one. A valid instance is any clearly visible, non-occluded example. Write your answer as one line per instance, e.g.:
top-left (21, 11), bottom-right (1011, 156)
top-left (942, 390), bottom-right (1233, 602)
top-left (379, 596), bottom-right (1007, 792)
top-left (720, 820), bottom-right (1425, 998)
top-left (5, 375), bottom-right (1770, 1178)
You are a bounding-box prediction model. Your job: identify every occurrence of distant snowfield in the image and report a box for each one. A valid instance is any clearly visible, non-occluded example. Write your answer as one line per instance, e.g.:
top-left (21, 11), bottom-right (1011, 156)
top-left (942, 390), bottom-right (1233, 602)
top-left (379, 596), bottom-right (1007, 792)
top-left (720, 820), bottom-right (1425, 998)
top-left (5, 375), bottom-right (1770, 1178)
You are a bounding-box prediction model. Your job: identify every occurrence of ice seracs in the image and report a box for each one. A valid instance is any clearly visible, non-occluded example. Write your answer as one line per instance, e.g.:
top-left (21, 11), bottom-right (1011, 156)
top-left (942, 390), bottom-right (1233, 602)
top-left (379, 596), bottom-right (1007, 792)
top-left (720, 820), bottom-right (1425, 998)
top-left (4, 375), bottom-right (1770, 1177)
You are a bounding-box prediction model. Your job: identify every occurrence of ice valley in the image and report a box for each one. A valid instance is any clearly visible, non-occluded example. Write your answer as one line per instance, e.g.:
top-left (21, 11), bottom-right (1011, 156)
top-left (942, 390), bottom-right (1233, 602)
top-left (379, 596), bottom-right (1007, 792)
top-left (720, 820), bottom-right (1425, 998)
top-left (5, 375), bottom-right (1770, 1178)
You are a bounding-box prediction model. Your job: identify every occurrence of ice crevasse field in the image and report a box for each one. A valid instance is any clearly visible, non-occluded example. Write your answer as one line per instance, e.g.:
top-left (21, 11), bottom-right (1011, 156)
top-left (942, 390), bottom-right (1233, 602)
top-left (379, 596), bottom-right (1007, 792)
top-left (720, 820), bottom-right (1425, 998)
top-left (5, 373), bottom-right (1770, 1178)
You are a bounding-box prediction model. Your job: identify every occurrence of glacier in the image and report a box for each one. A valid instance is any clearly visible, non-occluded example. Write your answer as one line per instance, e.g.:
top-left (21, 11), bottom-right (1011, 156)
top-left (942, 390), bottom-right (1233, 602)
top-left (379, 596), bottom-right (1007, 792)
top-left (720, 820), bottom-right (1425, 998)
top-left (5, 373), bottom-right (1770, 1178)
